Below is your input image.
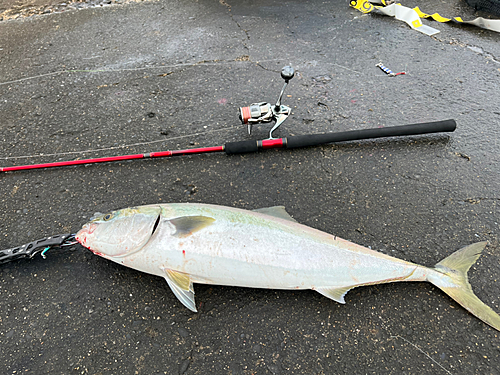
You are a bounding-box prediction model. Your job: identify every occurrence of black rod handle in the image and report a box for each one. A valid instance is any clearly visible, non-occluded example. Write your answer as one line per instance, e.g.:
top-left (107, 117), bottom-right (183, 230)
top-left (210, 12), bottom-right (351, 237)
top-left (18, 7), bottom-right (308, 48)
top-left (285, 119), bottom-right (456, 149)
top-left (224, 140), bottom-right (259, 154)
top-left (225, 119), bottom-right (456, 154)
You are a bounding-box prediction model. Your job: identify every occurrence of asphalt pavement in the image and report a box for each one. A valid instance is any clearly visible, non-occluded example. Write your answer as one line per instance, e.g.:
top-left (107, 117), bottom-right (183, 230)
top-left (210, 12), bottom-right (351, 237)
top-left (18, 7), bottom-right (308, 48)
top-left (1, 0), bottom-right (500, 374)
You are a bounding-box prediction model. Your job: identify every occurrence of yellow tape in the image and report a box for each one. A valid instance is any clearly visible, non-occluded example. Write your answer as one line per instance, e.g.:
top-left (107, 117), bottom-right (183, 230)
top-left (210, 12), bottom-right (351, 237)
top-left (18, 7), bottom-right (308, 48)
top-left (350, 0), bottom-right (379, 14)
top-left (350, 0), bottom-right (500, 34)
top-left (412, 19), bottom-right (422, 28)
top-left (350, 0), bottom-right (440, 35)
top-left (413, 7), bottom-right (451, 23)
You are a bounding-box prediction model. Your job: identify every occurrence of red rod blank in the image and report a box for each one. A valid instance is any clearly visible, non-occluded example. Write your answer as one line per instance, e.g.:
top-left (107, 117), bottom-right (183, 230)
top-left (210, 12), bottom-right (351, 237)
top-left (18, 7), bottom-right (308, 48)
top-left (0, 146), bottom-right (225, 172)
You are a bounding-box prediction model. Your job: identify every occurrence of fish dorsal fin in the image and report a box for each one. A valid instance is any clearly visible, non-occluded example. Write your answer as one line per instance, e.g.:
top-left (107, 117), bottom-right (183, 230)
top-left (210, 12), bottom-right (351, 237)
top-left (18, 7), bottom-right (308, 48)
top-left (316, 286), bottom-right (354, 304)
top-left (161, 268), bottom-right (197, 312)
top-left (253, 206), bottom-right (297, 222)
top-left (169, 215), bottom-right (215, 238)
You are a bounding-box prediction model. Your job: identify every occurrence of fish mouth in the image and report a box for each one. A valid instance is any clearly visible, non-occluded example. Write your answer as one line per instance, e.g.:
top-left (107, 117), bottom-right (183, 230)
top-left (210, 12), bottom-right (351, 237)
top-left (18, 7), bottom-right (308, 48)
top-left (74, 230), bottom-right (87, 247)
top-left (75, 223), bottom-right (96, 248)
top-left (75, 225), bottom-right (106, 256)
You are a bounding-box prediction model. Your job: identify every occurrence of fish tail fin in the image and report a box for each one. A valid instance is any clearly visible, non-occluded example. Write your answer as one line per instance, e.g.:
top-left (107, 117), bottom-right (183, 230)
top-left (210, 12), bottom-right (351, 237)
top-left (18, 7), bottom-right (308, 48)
top-left (428, 241), bottom-right (500, 331)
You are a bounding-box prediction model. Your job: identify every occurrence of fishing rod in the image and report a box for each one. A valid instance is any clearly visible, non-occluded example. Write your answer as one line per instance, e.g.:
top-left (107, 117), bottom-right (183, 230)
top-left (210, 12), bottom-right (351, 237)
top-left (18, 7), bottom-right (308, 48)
top-left (0, 120), bottom-right (457, 173)
top-left (0, 66), bottom-right (456, 173)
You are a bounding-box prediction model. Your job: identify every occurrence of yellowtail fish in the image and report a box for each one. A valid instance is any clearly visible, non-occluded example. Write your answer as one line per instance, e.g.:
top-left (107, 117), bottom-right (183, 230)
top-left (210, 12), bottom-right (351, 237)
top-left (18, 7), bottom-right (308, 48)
top-left (75, 203), bottom-right (500, 331)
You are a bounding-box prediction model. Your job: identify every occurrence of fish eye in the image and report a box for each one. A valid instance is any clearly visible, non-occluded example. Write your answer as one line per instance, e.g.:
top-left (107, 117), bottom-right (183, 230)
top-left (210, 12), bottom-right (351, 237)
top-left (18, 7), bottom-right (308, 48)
top-left (103, 213), bottom-right (114, 221)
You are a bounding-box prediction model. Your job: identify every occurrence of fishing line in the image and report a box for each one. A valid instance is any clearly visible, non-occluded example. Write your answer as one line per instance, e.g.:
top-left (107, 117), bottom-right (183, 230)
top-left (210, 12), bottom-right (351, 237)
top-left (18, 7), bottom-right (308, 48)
top-left (0, 58), bottom-right (281, 87)
top-left (0, 126), bottom-right (239, 160)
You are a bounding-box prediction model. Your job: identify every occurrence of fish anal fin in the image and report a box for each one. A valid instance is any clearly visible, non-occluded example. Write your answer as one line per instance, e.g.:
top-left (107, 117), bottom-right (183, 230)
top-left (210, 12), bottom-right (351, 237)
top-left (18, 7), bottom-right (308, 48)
top-left (253, 206), bottom-right (297, 222)
top-left (316, 286), bottom-right (354, 304)
top-left (161, 268), bottom-right (197, 312)
top-left (169, 216), bottom-right (215, 238)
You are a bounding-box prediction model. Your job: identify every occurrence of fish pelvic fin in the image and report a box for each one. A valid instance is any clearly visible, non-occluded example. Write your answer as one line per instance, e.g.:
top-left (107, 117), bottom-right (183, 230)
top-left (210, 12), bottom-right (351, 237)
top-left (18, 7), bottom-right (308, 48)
top-left (162, 268), bottom-right (197, 312)
top-left (429, 242), bottom-right (500, 332)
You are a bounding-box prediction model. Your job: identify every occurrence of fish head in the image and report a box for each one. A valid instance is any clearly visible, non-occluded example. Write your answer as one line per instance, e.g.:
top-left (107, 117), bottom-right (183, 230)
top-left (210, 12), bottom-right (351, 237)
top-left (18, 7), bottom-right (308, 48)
top-left (76, 205), bottom-right (161, 258)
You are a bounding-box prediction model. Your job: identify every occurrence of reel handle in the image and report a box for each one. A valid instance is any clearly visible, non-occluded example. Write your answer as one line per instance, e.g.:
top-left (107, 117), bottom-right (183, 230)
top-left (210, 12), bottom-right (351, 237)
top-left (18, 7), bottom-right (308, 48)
top-left (281, 66), bottom-right (295, 82)
top-left (275, 66), bottom-right (294, 109)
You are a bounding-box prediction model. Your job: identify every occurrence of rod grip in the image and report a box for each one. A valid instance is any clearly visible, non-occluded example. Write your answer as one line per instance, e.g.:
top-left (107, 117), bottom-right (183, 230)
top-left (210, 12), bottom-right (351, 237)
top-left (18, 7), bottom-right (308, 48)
top-left (286, 119), bottom-right (456, 149)
top-left (224, 140), bottom-right (259, 154)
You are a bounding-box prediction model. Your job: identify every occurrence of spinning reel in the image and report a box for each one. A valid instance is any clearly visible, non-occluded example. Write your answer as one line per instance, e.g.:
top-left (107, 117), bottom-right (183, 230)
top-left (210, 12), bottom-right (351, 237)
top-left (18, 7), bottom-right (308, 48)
top-left (238, 66), bottom-right (295, 139)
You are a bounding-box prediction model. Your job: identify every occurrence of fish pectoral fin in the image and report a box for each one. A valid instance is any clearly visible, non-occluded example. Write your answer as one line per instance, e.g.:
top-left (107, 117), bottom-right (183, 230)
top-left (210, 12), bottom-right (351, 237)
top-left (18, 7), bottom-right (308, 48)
top-left (253, 206), bottom-right (297, 222)
top-left (162, 268), bottom-right (197, 312)
top-left (316, 286), bottom-right (354, 304)
top-left (169, 216), bottom-right (215, 238)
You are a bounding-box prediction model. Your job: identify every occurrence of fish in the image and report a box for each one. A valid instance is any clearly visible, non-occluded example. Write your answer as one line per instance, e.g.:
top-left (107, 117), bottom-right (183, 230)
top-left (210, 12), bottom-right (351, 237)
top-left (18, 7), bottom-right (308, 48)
top-left (75, 203), bottom-right (500, 331)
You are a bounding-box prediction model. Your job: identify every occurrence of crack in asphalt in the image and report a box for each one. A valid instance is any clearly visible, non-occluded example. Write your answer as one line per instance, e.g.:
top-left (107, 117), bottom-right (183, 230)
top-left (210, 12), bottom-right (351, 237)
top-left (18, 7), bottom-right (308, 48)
top-left (218, 0), bottom-right (250, 52)
top-left (433, 37), bottom-right (500, 64)
top-left (464, 43), bottom-right (500, 64)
